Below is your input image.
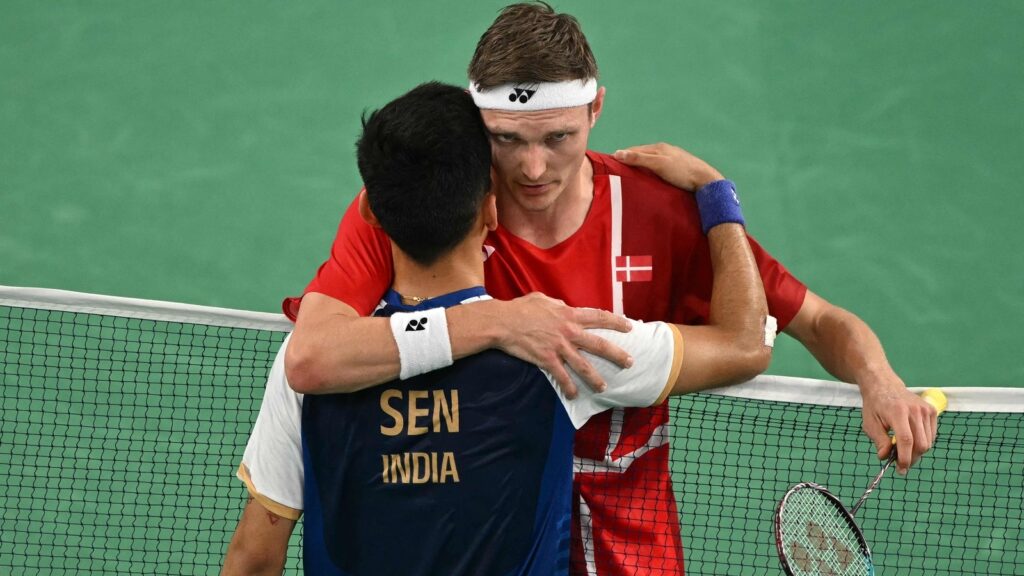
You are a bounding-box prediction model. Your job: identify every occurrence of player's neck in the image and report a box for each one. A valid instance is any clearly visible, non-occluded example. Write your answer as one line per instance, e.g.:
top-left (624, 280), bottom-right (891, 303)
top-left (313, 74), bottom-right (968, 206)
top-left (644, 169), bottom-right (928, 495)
top-left (390, 238), bottom-right (486, 305)
top-left (497, 156), bottom-right (594, 249)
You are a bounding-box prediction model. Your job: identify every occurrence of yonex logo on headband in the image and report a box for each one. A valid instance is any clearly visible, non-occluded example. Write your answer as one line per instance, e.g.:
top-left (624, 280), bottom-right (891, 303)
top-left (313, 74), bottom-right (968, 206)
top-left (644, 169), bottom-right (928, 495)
top-left (509, 87), bottom-right (536, 104)
top-left (470, 78), bottom-right (597, 111)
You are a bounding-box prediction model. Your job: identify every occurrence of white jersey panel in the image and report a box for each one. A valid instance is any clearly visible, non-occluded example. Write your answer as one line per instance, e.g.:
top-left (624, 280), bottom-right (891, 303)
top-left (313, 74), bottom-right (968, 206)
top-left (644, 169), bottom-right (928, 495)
top-left (239, 334), bottom-right (305, 512)
top-left (550, 319), bottom-right (678, 429)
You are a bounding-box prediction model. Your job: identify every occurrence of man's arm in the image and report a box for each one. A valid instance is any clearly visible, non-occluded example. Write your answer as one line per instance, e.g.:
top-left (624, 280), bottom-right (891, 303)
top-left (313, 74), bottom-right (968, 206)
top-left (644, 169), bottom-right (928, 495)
top-left (610, 144), bottom-right (773, 391)
top-left (552, 216), bottom-right (771, 427)
top-left (669, 221), bottom-right (772, 393)
top-left (785, 292), bottom-right (938, 474)
top-left (616, 142), bottom-right (938, 473)
top-left (221, 498), bottom-right (296, 576)
top-left (286, 186), bottom-right (634, 398)
top-left (286, 292), bottom-right (634, 398)
top-left (560, 220), bottom-right (772, 429)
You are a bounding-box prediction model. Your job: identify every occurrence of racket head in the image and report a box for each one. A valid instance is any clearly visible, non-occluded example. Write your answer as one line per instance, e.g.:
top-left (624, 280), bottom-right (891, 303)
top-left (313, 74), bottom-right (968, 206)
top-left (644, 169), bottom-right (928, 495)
top-left (775, 482), bottom-right (874, 576)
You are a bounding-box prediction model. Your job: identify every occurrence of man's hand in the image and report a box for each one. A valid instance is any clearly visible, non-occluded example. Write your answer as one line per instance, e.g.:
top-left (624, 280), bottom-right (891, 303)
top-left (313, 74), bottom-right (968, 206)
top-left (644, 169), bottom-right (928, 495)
top-left (861, 381), bottom-right (939, 475)
top-left (786, 291), bottom-right (940, 474)
top-left (486, 293), bottom-right (634, 399)
top-left (613, 143), bottom-right (724, 192)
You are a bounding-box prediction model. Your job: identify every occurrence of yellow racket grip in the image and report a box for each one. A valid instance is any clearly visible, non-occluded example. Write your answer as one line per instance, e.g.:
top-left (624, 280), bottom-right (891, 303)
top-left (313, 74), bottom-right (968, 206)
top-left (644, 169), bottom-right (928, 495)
top-left (920, 388), bottom-right (948, 415)
top-left (890, 388), bottom-right (947, 445)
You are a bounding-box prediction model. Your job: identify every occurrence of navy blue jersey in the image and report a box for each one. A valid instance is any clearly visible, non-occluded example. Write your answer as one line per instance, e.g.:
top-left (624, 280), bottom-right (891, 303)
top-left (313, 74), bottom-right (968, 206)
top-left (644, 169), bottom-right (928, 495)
top-left (301, 287), bottom-right (575, 575)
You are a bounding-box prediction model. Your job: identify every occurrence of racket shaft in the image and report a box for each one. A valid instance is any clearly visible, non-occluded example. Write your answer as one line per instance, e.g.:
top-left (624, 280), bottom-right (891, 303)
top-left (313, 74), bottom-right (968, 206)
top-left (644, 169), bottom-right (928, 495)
top-left (849, 449), bottom-right (897, 516)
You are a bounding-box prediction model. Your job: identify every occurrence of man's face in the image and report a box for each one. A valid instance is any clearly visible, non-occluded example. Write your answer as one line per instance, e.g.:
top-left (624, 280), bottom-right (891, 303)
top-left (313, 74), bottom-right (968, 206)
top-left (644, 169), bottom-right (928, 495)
top-left (480, 103), bottom-right (593, 214)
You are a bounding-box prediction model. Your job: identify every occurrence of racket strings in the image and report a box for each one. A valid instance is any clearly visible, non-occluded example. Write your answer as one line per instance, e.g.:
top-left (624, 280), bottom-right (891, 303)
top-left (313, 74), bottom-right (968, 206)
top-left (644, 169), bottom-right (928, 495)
top-left (780, 489), bottom-right (871, 575)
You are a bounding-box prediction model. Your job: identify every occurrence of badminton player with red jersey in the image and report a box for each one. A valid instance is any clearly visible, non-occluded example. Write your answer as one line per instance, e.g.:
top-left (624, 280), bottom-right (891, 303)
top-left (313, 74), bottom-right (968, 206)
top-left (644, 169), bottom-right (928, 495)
top-left (282, 4), bottom-right (939, 575)
top-left (289, 149), bottom-right (800, 574)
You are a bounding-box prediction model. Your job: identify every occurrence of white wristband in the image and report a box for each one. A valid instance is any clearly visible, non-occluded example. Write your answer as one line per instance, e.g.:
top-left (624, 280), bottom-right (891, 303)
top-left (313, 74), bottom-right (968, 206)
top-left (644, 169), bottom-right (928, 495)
top-left (764, 315), bottom-right (778, 348)
top-left (389, 308), bottom-right (453, 380)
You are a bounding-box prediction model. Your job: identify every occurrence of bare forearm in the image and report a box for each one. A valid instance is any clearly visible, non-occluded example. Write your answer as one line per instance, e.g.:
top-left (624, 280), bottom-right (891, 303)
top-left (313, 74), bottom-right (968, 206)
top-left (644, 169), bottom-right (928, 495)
top-left (786, 291), bottom-right (938, 472)
top-left (286, 311), bottom-right (401, 394)
top-left (797, 303), bottom-right (899, 390)
top-left (222, 499), bottom-right (295, 576)
top-left (287, 290), bottom-right (635, 396)
top-left (286, 293), bottom-right (501, 394)
top-left (222, 543), bottom-right (286, 576)
top-left (672, 225), bottom-right (771, 393)
top-left (707, 227), bottom-right (769, 342)
top-left (607, 146), bottom-right (771, 392)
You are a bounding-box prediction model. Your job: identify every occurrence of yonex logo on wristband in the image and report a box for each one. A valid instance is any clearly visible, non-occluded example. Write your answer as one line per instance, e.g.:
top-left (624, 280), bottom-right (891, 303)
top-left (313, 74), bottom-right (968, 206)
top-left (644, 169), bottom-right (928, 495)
top-left (405, 318), bottom-right (428, 332)
top-left (391, 308), bottom-right (452, 380)
top-left (509, 87), bottom-right (536, 104)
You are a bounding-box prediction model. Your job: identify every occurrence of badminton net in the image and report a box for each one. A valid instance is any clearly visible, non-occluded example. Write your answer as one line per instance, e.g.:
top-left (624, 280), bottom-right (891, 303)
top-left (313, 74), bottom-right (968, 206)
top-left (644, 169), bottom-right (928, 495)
top-left (1, 286), bottom-right (1020, 574)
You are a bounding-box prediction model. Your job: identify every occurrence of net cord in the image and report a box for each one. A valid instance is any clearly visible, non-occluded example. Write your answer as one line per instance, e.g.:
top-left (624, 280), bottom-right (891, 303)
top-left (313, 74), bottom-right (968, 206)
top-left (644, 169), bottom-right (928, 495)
top-left (0, 284), bottom-right (293, 332)
top-left (3, 284), bottom-right (1023, 413)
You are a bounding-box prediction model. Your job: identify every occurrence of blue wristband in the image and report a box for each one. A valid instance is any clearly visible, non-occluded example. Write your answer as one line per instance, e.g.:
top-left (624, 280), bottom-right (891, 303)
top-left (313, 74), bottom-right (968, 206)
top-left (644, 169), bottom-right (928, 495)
top-left (695, 179), bottom-right (744, 234)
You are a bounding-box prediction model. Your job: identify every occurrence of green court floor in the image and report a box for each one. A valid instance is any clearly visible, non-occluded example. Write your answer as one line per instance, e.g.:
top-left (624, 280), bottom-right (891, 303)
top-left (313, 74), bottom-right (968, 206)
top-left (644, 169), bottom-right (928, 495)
top-left (2, 4), bottom-right (1022, 388)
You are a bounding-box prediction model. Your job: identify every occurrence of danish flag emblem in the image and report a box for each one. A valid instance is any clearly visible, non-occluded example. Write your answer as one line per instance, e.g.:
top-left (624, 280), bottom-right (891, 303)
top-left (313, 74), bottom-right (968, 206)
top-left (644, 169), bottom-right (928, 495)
top-left (614, 255), bottom-right (653, 282)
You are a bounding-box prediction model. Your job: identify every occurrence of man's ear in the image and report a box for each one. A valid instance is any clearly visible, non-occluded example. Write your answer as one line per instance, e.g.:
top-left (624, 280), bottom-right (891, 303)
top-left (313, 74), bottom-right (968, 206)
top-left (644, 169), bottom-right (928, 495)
top-left (590, 86), bottom-right (606, 128)
top-left (357, 190), bottom-right (382, 228)
top-left (483, 193), bottom-right (498, 232)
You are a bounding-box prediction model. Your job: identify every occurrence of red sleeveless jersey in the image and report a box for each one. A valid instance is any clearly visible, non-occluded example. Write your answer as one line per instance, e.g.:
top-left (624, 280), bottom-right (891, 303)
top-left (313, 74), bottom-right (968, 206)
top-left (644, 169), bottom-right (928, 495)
top-left (285, 151), bottom-right (807, 575)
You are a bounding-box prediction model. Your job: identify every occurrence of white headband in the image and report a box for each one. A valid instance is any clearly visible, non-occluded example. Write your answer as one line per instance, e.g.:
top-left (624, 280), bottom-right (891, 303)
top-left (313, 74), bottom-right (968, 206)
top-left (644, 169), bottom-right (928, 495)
top-left (468, 78), bottom-right (597, 111)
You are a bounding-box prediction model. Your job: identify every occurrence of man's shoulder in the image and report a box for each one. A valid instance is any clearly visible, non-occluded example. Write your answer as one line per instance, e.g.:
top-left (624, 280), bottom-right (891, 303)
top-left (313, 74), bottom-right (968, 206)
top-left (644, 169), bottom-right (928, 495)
top-left (588, 150), bottom-right (685, 195)
top-left (588, 150), bottom-right (698, 227)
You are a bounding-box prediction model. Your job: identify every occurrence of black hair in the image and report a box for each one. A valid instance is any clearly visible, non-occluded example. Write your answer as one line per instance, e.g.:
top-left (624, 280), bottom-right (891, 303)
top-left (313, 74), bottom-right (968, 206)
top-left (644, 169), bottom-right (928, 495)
top-left (357, 82), bottom-right (492, 266)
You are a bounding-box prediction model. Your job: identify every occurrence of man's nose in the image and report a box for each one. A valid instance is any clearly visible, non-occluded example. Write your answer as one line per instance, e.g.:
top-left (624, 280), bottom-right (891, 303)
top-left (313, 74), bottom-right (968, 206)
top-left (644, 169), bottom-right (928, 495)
top-left (520, 145), bottom-right (546, 182)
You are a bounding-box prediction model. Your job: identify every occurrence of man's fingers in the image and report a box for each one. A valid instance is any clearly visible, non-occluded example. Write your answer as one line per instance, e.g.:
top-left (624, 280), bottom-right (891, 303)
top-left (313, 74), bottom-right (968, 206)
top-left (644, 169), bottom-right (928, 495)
top-left (545, 359), bottom-right (578, 400)
top-left (574, 307), bottom-right (631, 333)
top-left (911, 401), bottom-right (937, 463)
top-left (574, 330), bottom-right (633, 370)
top-left (928, 403), bottom-right (939, 445)
top-left (865, 419), bottom-right (893, 460)
top-left (562, 347), bottom-right (607, 394)
top-left (863, 389), bottom-right (943, 474)
top-left (910, 414), bottom-right (931, 466)
top-left (872, 430), bottom-right (897, 457)
top-left (570, 308), bottom-right (632, 368)
top-left (900, 395), bottom-right (940, 472)
top-left (893, 421), bottom-right (914, 475)
top-left (615, 143), bottom-right (665, 156)
top-left (613, 148), bottom-right (662, 169)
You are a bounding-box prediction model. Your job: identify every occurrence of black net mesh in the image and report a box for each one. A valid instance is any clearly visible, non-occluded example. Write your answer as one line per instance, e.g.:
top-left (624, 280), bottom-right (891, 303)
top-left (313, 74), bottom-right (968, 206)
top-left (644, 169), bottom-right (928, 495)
top-left (1, 304), bottom-right (300, 574)
top-left (670, 395), bottom-right (1022, 574)
top-left (2, 300), bottom-right (1021, 574)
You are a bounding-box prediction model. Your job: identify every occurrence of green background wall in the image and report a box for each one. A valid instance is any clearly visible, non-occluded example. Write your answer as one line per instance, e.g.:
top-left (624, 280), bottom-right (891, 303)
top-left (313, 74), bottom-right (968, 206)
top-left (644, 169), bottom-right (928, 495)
top-left (3, 1), bottom-right (1022, 387)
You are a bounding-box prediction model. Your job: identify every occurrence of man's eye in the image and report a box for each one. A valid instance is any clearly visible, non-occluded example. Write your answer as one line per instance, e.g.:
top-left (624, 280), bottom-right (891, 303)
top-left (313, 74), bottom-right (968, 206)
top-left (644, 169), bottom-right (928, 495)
top-left (493, 134), bottom-right (516, 144)
top-left (548, 133), bottom-right (569, 143)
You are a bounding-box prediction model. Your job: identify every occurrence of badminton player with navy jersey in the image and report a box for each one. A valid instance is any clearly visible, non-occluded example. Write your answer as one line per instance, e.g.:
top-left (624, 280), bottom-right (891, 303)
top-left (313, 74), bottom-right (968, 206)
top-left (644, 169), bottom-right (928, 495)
top-left (223, 82), bottom-right (773, 575)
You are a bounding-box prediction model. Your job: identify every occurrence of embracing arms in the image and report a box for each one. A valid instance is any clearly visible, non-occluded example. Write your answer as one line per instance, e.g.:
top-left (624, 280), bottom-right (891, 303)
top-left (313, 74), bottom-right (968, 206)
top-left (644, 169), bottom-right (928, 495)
top-left (286, 291), bottom-right (633, 397)
top-left (612, 144), bottom-right (772, 393)
top-left (287, 145), bottom-right (771, 398)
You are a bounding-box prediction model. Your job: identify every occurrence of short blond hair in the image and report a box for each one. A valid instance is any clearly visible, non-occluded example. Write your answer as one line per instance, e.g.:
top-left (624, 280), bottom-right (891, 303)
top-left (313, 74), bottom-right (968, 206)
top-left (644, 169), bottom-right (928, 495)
top-left (468, 2), bottom-right (598, 89)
